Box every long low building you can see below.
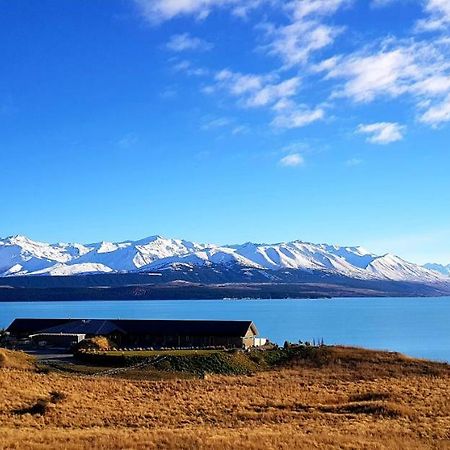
[6,318,266,349]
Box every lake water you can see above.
[1,297,449,362]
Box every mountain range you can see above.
[0,234,448,285]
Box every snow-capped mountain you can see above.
[0,234,447,284]
[423,263,450,277]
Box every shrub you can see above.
[13,390,67,416]
[75,336,115,353]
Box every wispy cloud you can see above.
[166,33,213,52]
[357,122,405,144]
[272,107,325,128]
[231,125,250,135]
[370,0,398,8]
[323,47,417,103]
[210,69,301,108]
[150,0,450,137]
[200,116,249,135]
[419,93,450,125]
[345,157,363,166]
[264,20,344,68]
[416,0,450,32]
[262,0,348,67]
[117,133,139,149]
[202,68,326,128]
[279,153,304,167]
[201,117,232,130]
[171,59,209,76]
[134,0,262,23]
[318,37,450,125]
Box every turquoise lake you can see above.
[1,297,449,362]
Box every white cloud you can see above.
[143,0,450,133]
[166,33,213,51]
[134,0,254,22]
[279,153,304,167]
[272,107,325,128]
[419,93,450,125]
[261,0,348,67]
[136,0,346,23]
[246,77,301,107]
[172,59,209,76]
[232,0,272,18]
[357,122,405,144]
[288,0,349,19]
[204,69,324,128]
[266,20,344,67]
[413,75,450,96]
[325,47,418,102]
[318,38,450,125]
[210,69,301,108]
[417,0,450,31]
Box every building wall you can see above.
[31,334,85,348]
[122,334,247,349]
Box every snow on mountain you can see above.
[0,235,92,276]
[27,263,114,276]
[365,254,445,282]
[72,236,211,272]
[147,247,261,271]
[221,241,372,276]
[423,263,450,277]
[0,234,448,283]
[146,241,446,283]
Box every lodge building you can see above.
[5,318,266,350]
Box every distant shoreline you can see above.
[1,280,449,301]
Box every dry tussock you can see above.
[0,347,449,449]
[0,349,35,370]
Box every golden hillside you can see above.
[0,346,449,449]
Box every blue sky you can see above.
[1,0,450,264]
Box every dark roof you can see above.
[39,319,125,336]
[6,318,76,334]
[112,320,257,337]
[6,318,258,337]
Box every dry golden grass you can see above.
[0,348,34,370]
[0,347,449,449]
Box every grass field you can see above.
[1,346,449,449]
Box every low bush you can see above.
[13,390,67,416]
[75,336,114,352]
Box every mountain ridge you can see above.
[0,234,447,285]
[424,263,450,277]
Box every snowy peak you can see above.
[29,263,114,276]
[366,254,444,282]
[423,263,450,277]
[0,234,448,283]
